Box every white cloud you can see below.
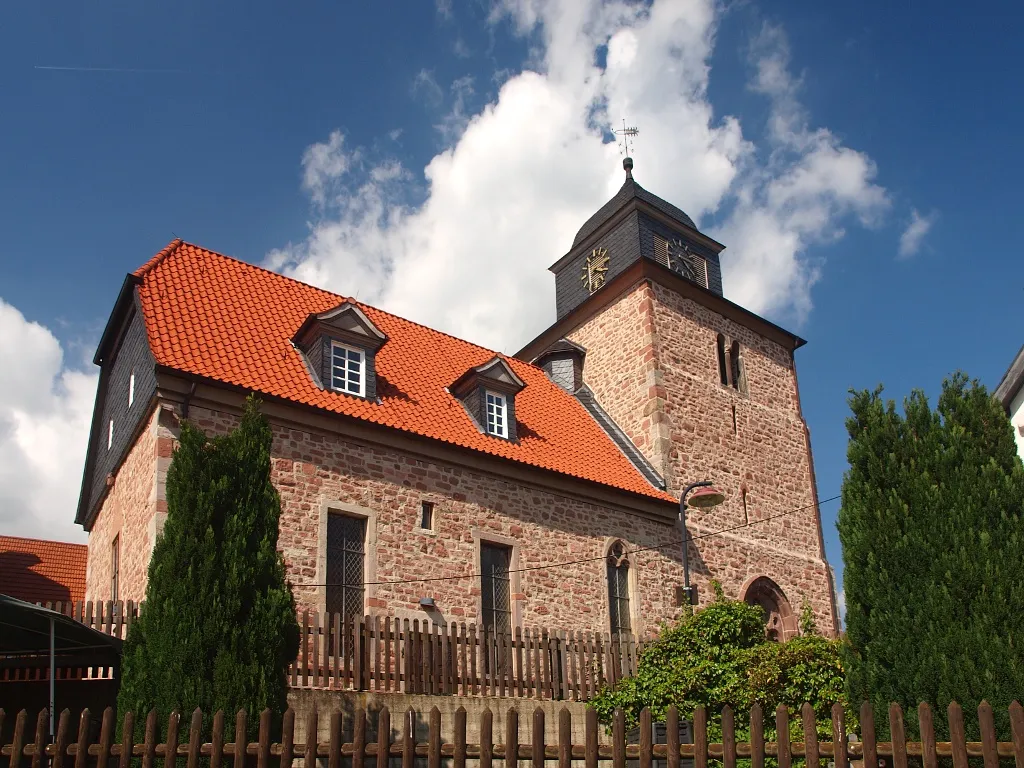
[0,299,95,543]
[837,587,846,626]
[269,0,891,351]
[898,208,937,258]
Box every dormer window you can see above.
[293,300,387,401]
[485,390,508,438]
[330,341,366,396]
[451,356,526,442]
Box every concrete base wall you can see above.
[287,689,611,745]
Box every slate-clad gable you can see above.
[82,294,157,522]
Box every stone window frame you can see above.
[110,534,120,602]
[415,496,441,536]
[740,574,797,641]
[471,529,523,630]
[714,333,748,396]
[317,499,379,618]
[603,537,639,636]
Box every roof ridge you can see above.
[134,238,184,277]
[154,240,550,374]
[0,534,87,549]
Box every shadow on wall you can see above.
[0,551,73,604]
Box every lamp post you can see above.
[679,481,726,605]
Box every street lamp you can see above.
[679,481,726,605]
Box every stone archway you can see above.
[742,576,797,641]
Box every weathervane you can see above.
[612,119,639,178]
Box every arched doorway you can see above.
[743,576,795,641]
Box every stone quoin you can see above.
[77,160,838,640]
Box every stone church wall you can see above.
[566,280,836,633]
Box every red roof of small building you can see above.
[0,536,87,605]
[135,240,674,503]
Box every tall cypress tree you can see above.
[117,396,300,737]
[839,373,1024,739]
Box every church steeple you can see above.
[547,168,726,320]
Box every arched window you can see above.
[716,334,728,386]
[730,340,742,391]
[743,577,793,642]
[607,541,631,635]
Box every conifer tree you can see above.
[117,396,299,738]
[839,373,1024,740]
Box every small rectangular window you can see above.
[128,372,135,408]
[420,500,435,531]
[485,390,508,438]
[107,419,114,449]
[330,341,366,397]
[110,535,120,601]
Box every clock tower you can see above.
[518,157,839,635]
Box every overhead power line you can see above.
[297,493,841,588]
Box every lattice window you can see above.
[326,514,366,620]
[485,390,508,438]
[110,535,120,601]
[330,341,365,397]
[480,543,512,633]
[653,235,670,267]
[607,541,631,634]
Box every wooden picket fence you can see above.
[288,611,641,700]
[4,700,1024,768]
[6,603,640,701]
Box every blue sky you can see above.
[1,0,1021,616]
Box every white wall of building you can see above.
[1010,385,1024,463]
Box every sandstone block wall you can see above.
[567,280,836,633]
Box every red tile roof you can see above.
[135,241,674,503]
[0,536,87,605]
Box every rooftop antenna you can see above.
[613,119,639,179]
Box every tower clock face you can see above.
[668,239,696,281]
[581,248,610,294]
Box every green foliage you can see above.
[590,588,853,747]
[839,373,1024,741]
[117,396,300,740]
[798,599,817,637]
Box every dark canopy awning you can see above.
[0,594,122,668]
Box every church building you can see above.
[76,158,838,640]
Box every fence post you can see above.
[889,704,907,768]
[353,708,366,768]
[211,712,225,768]
[481,708,493,768]
[232,710,245,768]
[694,706,708,768]
[142,710,157,768]
[802,703,820,768]
[639,708,652,768]
[303,706,317,768]
[949,702,968,768]
[329,710,342,768]
[1009,701,1024,768]
[585,707,598,768]
[558,708,571,768]
[281,709,295,768]
[860,702,876,768]
[979,701,999,768]
[53,709,71,768]
[455,707,468,768]
[429,707,442,768]
[401,708,413,768]
[506,708,519,768]
[376,708,390,768]
[11,709,27,768]
[31,709,47,768]
[76,710,93,768]
[189,709,204,768]
[166,711,181,768]
[831,703,847,768]
[723,706,736,768]
[775,705,790,768]
[613,709,625,768]
[533,708,545,768]
[750,704,764,768]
